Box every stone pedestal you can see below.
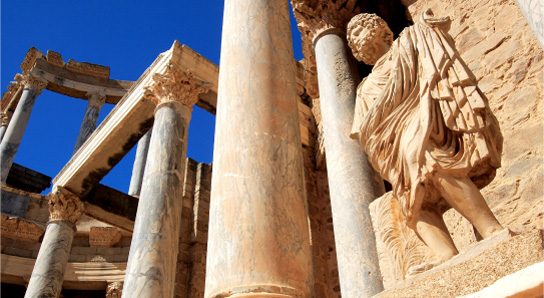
[24,187,84,298]
[204,1,314,297]
[314,30,385,297]
[128,128,152,197]
[0,74,47,183]
[122,68,207,298]
[73,91,106,154]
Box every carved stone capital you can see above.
[16,73,48,94]
[1,112,11,126]
[291,0,361,99]
[144,65,209,109]
[48,186,85,225]
[86,90,107,108]
[106,281,123,298]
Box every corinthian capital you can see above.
[86,90,107,108]
[16,73,48,94]
[48,186,85,225]
[144,65,210,109]
[106,282,123,298]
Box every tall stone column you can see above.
[73,91,106,154]
[24,187,85,298]
[0,74,47,183]
[128,128,152,197]
[204,1,314,297]
[122,68,207,298]
[314,29,385,297]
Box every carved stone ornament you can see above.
[16,73,48,94]
[348,10,504,272]
[144,65,209,108]
[89,226,121,247]
[291,0,361,99]
[106,282,123,298]
[19,47,44,75]
[1,112,10,126]
[86,90,107,108]
[1,214,45,241]
[48,186,85,225]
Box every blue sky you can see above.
[1,1,304,194]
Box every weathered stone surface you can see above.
[89,226,121,247]
[1,215,44,241]
[373,229,543,298]
[205,1,314,297]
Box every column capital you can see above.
[1,112,11,126]
[15,73,48,94]
[86,90,107,108]
[106,281,123,298]
[291,0,360,99]
[144,65,209,109]
[48,186,85,226]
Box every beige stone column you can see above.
[0,74,47,183]
[204,1,314,297]
[73,91,106,154]
[24,187,85,298]
[122,68,207,298]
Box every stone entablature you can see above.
[89,227,122,247]
[0,215,45,241]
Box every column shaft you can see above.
[314,32,385,297]
[128,128,152,197]
[0,86,43,183]
[73,92,105,154]
[24,221,75,297]
[205,1,314,297]
[122,101,190,298]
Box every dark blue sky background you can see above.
[1,1,304,194]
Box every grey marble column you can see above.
[24,187,84,298]
[0,111,13,142]
[73,91,106,154]
[314,30,385,297]
[122,68,206,298]
[204,1,314,297]
[128,128,152,197]
[0,74,47,183]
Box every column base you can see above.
[210,285,305,298]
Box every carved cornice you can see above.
[291,0,361,99]
[1,214,45,241]
[86,91,107,108]
[16,73,48,94]
[20,47,44,75]
[48,186,85,225]
[89,227,121,247]
[106,282,123,298]
[144,65,210,109]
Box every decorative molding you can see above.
[66,59,110,79]
[0,214,45,241]
[20,47,44,75]
[106,281,123,298]
[291,0,361,99]
[48,186,85,225]
[16,73,48,94]
[89,226,121,247]
[144,65,210,108]
[46,50,65,68]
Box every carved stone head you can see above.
[347,13,394,65]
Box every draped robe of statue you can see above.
[350,11,503,227]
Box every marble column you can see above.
[122,68,207,298]
[0,74,47,183]
[313,29,385,297]
[73,91,106,154]
[0,111,13,141]
[128,128,152,197]
[514,0,543,48]
[24,187,85,298]
[204,1,314,297]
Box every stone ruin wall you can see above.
[404,0,543,235]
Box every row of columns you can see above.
[15,2,385,298]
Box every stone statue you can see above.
[347,10,505,268]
